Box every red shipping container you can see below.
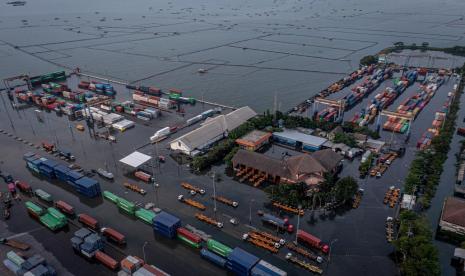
[176,227,201,243]
[134,171,152,183]
[102,227,126,244]
[16,181,32,193]
[78,213,99,230]
[95,251,119,270]
[55,200,75,215]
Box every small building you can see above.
[231,148,343,186]
[272,129,328,152]
[327,126,344,141]
[364,138,385,153]
[170,106,257,156]
[439,197,465,235]
[401,194,416,210]
[235,130,272,151]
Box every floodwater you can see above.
[2,0,465,275]
[1,0,465,112]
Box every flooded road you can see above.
[2,0,465,275]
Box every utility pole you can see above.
[212,172,217,219]
[249,199,254,225]
[142,241,148,263]
[294,204,302,244]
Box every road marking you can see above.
[6,227,45,239]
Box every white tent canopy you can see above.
[119,151,152,168]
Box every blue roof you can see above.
[74,177,98,188]
[227,247,259,270]
[54,164,70,174]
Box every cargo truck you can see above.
[15,181,32,194]
[95,251,119,270]
[78,213,99,230]
[54,200,74,215]
[297,230,329,254]
[134,170,154,183]
[101,227,126,245]
[260,213,294,233]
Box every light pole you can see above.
[212,172,217,218]
[294,204,302,244]
[328,239,338,263]
[249,199,255,225]
[142,241,148,263]
[154,182,160,208]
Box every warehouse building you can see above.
[170,106,257,156]
[439,197,465,235]
[231,148,343,186]
[235,130,272,151]
[272,129,328,152]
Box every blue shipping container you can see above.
[227,247,259,276]
[200,249,227,268]
[251,260,287,276]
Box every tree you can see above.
[332,176,358,203]
[360,55,377,66]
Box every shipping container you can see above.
[226,247,260,276]
[206,239,232,258]
[200,249,227,268]
[177,227,202,243]
[297,230,329,254]
[95,251,119,270]
[135,171,153,183]
[34,189,53,202]
[78,213,99,230]
[103,190,119,203]
[134,264,170,276]
[153,212,181,239]
[135,208,156,225]
[101,227,126,245]
[251,260,287,276]
[54,200,74,215]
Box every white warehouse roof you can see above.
[171,106,257,154]
[119,151,152,168]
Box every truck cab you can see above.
[58,149,75,161]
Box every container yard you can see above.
[1,46,464,276]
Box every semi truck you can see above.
[260,213,293,233]
[297,230,329,254]
[101,227,126,245]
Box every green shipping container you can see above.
[40,214,61,230]
[206,239,232,258]
[25,201,44,215]
[118,204,135,215]
[47,207,67,223]
[103,191,119,203]
[7,251,25,267]
[35,189,53,202]
[117,198,135,211]
[135,209,156,224]
[177,235,201,249]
